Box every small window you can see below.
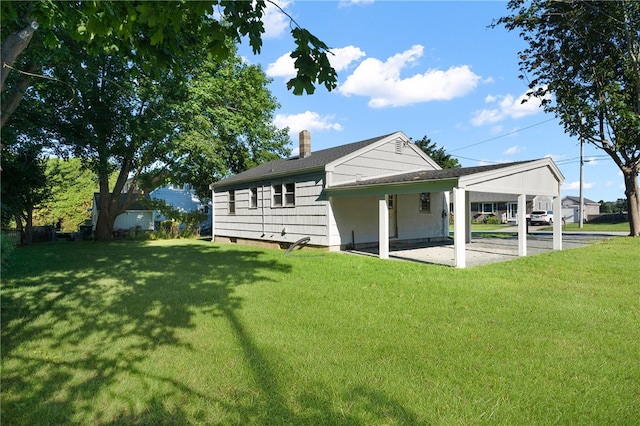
[273,183,295,207]
[482,203,494,214]
[273,184,283,207]
[228,190,235,214]
[284,183,295,206]
[250,187,258,208]
[388,195,394,210]
[420,193,431,212]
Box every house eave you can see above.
[212,165,326,191]
[326,177,459,197]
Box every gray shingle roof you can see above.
[212,133,396,188]
[329,160,535,188]
[563,195,598,205]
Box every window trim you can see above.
[228,190,236,214]
[272,182,295,208]
[249,187,258,209]
[419,192,431,213]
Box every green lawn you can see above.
[2,238,639,425]
[554,222,631,232]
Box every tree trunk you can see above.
[94,210,115,240]
[94,191,116,240]
[20,209,34,245]
[0,19,38,92]
[1,63,37,128]
[623,171,640,237]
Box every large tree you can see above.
[1,0,336,128]
[413,136,461,169]
[0,143,51,244]
[31,40,184,240]
[29,37,289,240]
[495,0,640,236]
[169,55,290,199]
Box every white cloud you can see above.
[262,0,292,39]
[329,46,366,72]
[471,87,550,126]
[338,45,481,107]
[273,111,343,136]
[339,0,374,8]
[266,54,296,79]
[562,181,595,191]
[266,45,366,80]
[503,145,523,155]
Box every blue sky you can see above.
[236,0,625,203]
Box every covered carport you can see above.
[326,158,565,268]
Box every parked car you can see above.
[530,210,553,225]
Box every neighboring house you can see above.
[210,131,565,268]
[468,192,535,224]
[150,184,211,227]
[468,193,554,224]
[561,196,601,223]
[91,193,154,236]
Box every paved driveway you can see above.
[351,232,623,267]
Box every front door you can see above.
[507,202,518,223]
[388,194,398,238]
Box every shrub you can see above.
[1,231,17,267]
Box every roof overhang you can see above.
[325,157,564,198]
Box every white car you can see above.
[530,210,553,225]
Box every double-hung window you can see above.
[228,190,235,214]
[250,187,258,208]
[273,183,295,207]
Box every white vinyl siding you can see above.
[331,139,437,185]
[213,173,329,246]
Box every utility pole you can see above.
[579,133,585,228]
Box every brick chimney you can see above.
[299,130,311,158]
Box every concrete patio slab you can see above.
[349,233,616,267]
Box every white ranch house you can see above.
[210,131,565,268]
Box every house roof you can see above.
[563,195,599,205]
[469,192,536,203]
[93,193,152,211]
[329,160,536,188]
[211,132,396,188]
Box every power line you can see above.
[449,117,556,153]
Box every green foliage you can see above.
[32,158,97,231]
[1,238,638,423]
[412,135,461,169]
[0,231,17,267]
[170,50,290,198]
[1,1,337,109]
[150,199,207,239]
[0,141,51,231]
[495,0,640,235]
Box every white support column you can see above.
[453,187,466,268]
[465,190,472,244]
[379,195,389,259]
[210,186,216,242]
[517,193,527,257]
[553,195,562,250]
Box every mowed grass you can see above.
[1,237,639,425]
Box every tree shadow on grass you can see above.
[1,240,423,425]
[1,241,291,424]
